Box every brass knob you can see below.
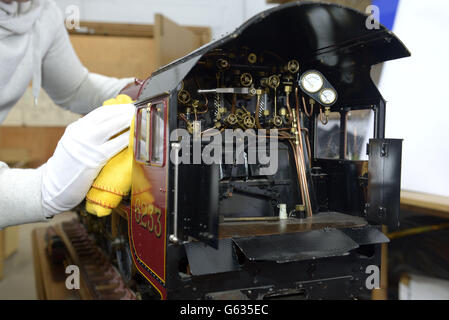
[248,53,257,64]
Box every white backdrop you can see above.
[379,0,449,197]
[54,0,276,40]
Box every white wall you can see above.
[54,0,277,40]
[399,274,449,300]
[378,0,449,197]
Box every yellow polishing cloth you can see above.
[85,94,135,217]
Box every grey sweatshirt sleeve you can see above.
[41,3,133,114]
[0,162,50,229]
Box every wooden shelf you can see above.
[266,0,371,13]
[401,190,449,218]
[32,225,93,300]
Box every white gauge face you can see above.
[319,88,337,105]
[301,72,324,93]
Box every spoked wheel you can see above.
[115,239,134,285]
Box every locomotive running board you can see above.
[232,228,358,264]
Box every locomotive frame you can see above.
[81,1,410,300]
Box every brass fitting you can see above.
[240,73,253,87]
[177,90,191,104]
[273,115,283,127]
[217,59,230,70]
[226,114,238,125]
[256,89,264,95]
[243,115,256,129]
[187,122,193,134]
[268,75,280,89]
[218,107,227,114]
[287,59,300,73]
[248,87,257,97]
[248,53,257,64]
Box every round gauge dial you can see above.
[319,88,337,105]
[300,71,324,93]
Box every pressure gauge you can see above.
[319,88,337,105]
[300,71,324,93]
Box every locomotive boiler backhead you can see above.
[82,1,410,300]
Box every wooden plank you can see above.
[70,35,157,80]
[68,20,211,75]
[0,148,29,165]
[219,212,366,238]
[0,126,65,168]
[266,0,371,13]
[401,190,449,218]
[3,226,19,258]
[54,224,94,300]
[32,227,80,300]
[154,14,205,68]
[32,229,46,300]
[69,22,154,38]
[68,21,211,41]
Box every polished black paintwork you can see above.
[132,1,409,299]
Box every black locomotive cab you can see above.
[85,1,410,300]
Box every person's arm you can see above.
[0,162,48,228]
[0,104,134,229]
[41,5,133,114]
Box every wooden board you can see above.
[69,18,211,80]
[68,21,211,41]
[266,0,372,12]
[70,35,157,80]
[401,190,449,218]
[53,224,94,300]
[0,126,64,168]
[0,148,29,166]
[0,226,20,280]
[154,14,206,68]
[32,227,80,300]
[219,212,366,238]
[2,226,19,258]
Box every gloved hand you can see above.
[41,104,135,216]
[85,94,135,217]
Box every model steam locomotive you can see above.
[78,1,410,299]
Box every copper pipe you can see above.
[285,92,293,125]
[287,139,305,206]
[295,107,313,217]
[302,95,314,118]
[196,106,209,114]
[319,105,328,125]
[178,113,189,123]
[295,87,300,110]
[301,128,312,164]
[231,93,237,114]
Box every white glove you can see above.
[41,104,135,216]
